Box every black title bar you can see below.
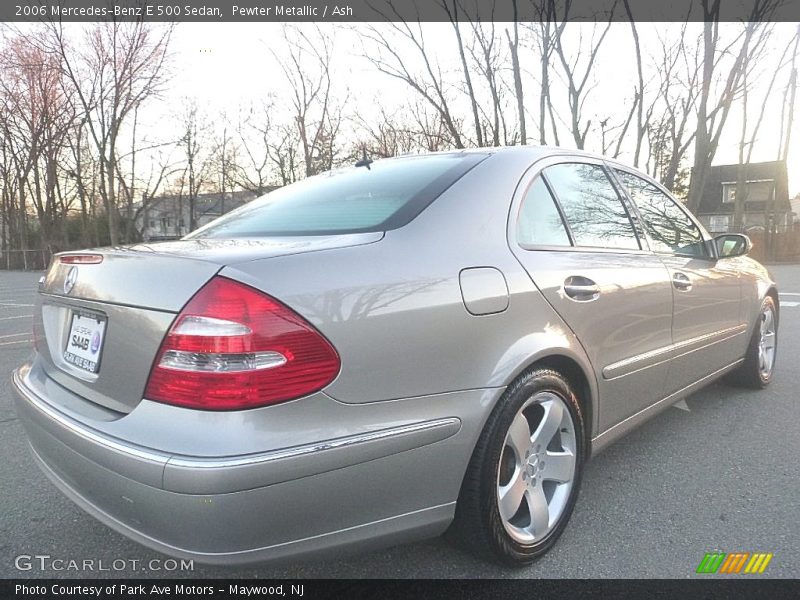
[4,579,800,600]
[4,0,800,23]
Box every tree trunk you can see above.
[686,10,717,213]
[507,4,525,145]
[451,16,483,147]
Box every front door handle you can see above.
[564,276,600,302]
[672,272,692,291]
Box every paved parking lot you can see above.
[1,267,798,579]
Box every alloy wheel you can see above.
[758,303,777,379]
[496,391,577,544]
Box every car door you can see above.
[510,157,675,432]
[611,168,744,395]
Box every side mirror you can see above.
[715,233,752,258]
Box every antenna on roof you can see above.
[355,147,373,170]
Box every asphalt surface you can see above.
[0,267,798,579]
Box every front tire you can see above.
[727,295,778,389]
[451,368,586,565]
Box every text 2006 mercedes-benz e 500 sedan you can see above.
[13,147,778,566]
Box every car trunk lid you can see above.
[35,233,381,414]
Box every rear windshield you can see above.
[186,153,488,238]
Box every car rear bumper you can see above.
[12,361,492,565]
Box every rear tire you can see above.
[726,295,778,389]
[450,368,586,566]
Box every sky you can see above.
[72,21,800,197]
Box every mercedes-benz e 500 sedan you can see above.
[13,147,778,566]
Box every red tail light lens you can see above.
[144,276,340,410]
[59,254,103,264]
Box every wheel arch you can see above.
[746,285,780,341]
[766,286,779,323]
[531,355,595,453]
[500,351,597,454]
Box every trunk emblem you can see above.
[64,266,78,294]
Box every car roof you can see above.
[402,145,665,189]
[392,145,620,163]
[362,146,666,195]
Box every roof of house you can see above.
[697,160,789,215]
[142,190,267,215]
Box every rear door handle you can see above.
[672,272,692,291]
[564,276,600,302]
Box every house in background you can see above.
[695,160,791,234]
[791,193,800,227]
[135,190,269,241]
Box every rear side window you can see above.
[517,177,571,246]
[543,163,640,250]
[614,170,708,257]
[186,153,487,238]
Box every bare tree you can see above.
[733,27,797,229]
[506,0,525,144]
[409,100,458,151]
[0,37,45,252]
[0,32,75,252]
[762,25,800,256]
[267,123,302,186]
[64,115,101,247]
[622,0,646,167]
[598,107,636,159]
[523,1,560,145]
[362,4,467,148]
[44,21,173,244]
[232,100,276,195]
[686,0,778,213]
[649,22,702,192]
[114,107,180,242]
[355,99,456,157]
[355,104,416,157]
[210,119,238,213]
[276,25,345,177]
[551,1,617,149]
[440,0,486,146]
[176,100,214,231]
[468,18,511,146]
[777,27,800,166]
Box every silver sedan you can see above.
[13,146,778,566]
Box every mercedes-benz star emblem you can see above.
[64,266,78,294]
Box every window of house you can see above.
[542,163,640,250]
[722,184,736,204]
[708,215,730,233]
[722,180,774,204]
[516,177,571,247]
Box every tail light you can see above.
[59,254,103,264]
[144,276,340,410]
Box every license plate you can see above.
[63,311,107,374]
